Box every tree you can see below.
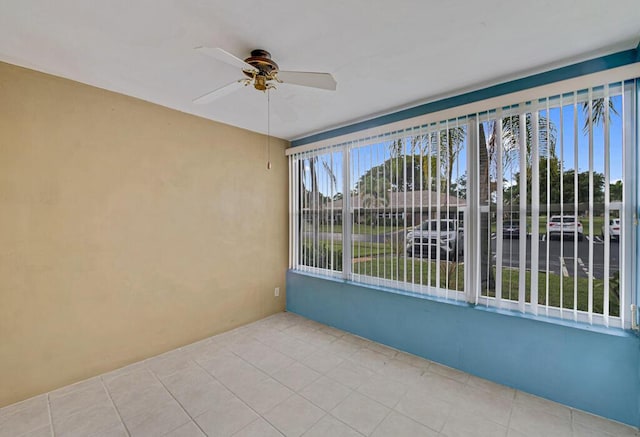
[300,154,340,268]
[582,98,618,134]
[505,167,604,207]
[450,174,467,199]
[439,127,467,195]
[561,170,605,204]
[478,113,557,290]
[610,180,622,201]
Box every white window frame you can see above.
[288,65,640,330]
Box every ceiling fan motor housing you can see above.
[243,50,279,89]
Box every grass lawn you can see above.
[350,257,620,316]
[328,241,396,258]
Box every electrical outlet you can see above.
[274,287,280,297]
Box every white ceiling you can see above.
[0,1,639,141]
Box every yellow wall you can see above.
[0,62,288,407]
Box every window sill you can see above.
[288,269,636,339]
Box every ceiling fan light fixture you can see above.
[254,75,268,91]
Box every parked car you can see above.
[406,219,463,260]
[601,218,620,240]
[547,215,584,240]
[502,220,521,239]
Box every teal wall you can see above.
[287,271,640,427]
[288,46,640,427]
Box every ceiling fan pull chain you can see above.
[267,88,272,170]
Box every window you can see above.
[289,79,636,329]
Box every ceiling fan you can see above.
[193,48,337,104]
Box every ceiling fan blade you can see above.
[193,80,245,104]
[277,71,337,91]
[195,47,258,73]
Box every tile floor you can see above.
[1,312,638,437]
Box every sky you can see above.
[303,89,626,197]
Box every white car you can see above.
[406,219,463,260]
[601,218,620,240]
[547,215,584,241]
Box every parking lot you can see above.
[495,236,620,280]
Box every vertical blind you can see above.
[289,80,636,329]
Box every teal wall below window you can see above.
[286,271,640,427]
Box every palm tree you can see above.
[479,113,557,290]
[477,97,613,292]
[301,155,339,268]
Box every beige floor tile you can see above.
[349,348,390,372]
[251,328,290,346]
[197,350,253,377]
[194,396,258,437]
[53,403,122,437]
[186,340,229,363]
[509,404,572,437]
[207,360,269,393]
[271,336,319,362]
[572,410,638,437]
[365,342,398,358]
[458,384,513,426]
[572,422,619,437]
[357,374,408,408]
[318,325,347,338]
[103,368,158,397]
[395,387,453,432]
[163,368,237,417]
[303,415,363,437]
[283,324,319,340]
[507,429,529,437]
[441,408,508,437]
[101,361,150,386]
[299,376,352,411]
[297,329,339,348]
[244,347,295,376]
[147,349,195,379]
[232,417,284,437]
[229,339,273,360]
[110,384,174,420]
[49,380,110,419]
[394,351,432,369]
[163,421,206,437]
[91,424,129,437]
[300,349,345,374]
[272,361,322,392]
[161,364,214,389]
[326,360,375,390]
[514,391,571,421]
[233,377,293,414]
[371,411,439,437]
[322,338,364,359]
[2,314,634,437]
[414,372,468,405]
[0,395,50,437]
[428,363,470,383]
[49,378,102,400]
[466,375,516,401]
[264,394,324,437]
[378,358,425,384]
[341,334,372,348]
[123,399,190,437]
[331,392,390,436]
[16,425,54,437]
